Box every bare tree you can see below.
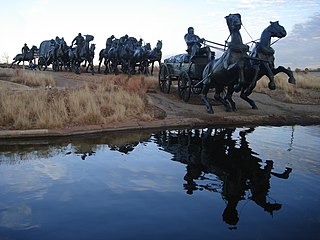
[1,52,10,65]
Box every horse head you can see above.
[225,13,242,33]
[144,43,151,51]
[30,45,38,52]
[85,35,94,42]
[268,21,287,38]
[156,40,162,51]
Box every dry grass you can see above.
[0,68,56,87]
[0,73,157,130]
[254,72,320,103]
[255,72,320,92]
[0,68,14,77]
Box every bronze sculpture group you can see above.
[11,32,162,76]
[98,35,162,75]
[10,12,296,114]
[160,13,295,114]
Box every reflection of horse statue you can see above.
[154,127,292,228]
[10,45,38,68]
[200,13,249,114]
[148,40,162,75]
[229,21,296,110]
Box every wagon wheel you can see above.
[38,57,46,71]
[158,64,171,93]
[178,70,191,102]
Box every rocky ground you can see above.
[0,69,319,138]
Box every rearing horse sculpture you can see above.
[228,21,296,110]
[200,13,249,114]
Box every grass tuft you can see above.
[0,71,157,130]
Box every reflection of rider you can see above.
[177,128,292,228]
[72,33,85,57]
[250,160,291,214]
[184,27,212,62]
[21,43,30,59]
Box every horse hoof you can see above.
[268,82,276,90]
[207,109,214,114]
[252,105,258,109]
[289,77,296,84]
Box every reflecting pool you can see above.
[0,125,319,240]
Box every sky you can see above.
[0,0,319,69]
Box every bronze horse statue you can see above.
[148,40,162,75]
[54,40,70,71]
[200,13,249,114]
[132,42,151,75]
[118,37,137,75]
[69,35,95,74]
[228,21,296,110]
[10,45,38,68]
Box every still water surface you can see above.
[0,125,319,240]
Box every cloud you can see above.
[274,14,320,69]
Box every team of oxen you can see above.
[10,34,163,76]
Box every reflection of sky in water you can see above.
[0,126,319,239]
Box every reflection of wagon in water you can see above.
[158,54,209,102]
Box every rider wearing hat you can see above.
[72,33,85,58]
[21,43,30,59]
[106,35,115,49]
[184,27,212,62]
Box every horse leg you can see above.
[273,66,296,84]
[225,86,237,112]
[240,89,258,109]
[214,88,232,112]
[244,65,260,96]
[98,59,102,73]
[144,60,150,76]
[150,61,154,76]
[104,59,110,74]
[234,64,246,92]
[10,60,17,68]
[264,62,276,90]
[200,84,214,114]
[90,60,94,75]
